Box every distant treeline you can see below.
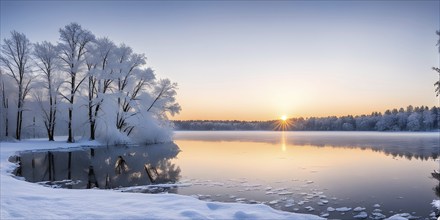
[173,105,440,131]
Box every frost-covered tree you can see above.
[33,41,61,141]
[117,67,154,135]
[0,31,33,140]
[422,109,434,130]
[58,23,95,142]
[113,45,149,135]
[0,23,181,143]
[85,37,116,140]
[407,112,421,131]
[147,78,181,119]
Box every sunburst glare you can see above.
[273,115,291,131]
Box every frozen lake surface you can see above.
[12,131,440,219]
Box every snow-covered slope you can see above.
[0,138,323,219]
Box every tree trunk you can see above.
[67,74,75,143]
[67,108,73,143]
[5,98,8,137]
[90,121,95,140]
[88,76,94,140]
[15,109,20,140]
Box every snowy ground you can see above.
[0,137,433,219]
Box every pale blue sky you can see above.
[1,1,439,120]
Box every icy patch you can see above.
[327,207,335,212]
[277,191,294,196]
[354,211,368,219]
[385,215,408,220]
[393,213,419,219]
[284,203,294,208]
[268,200,279,205]
[336,207,352,212]
[371,212,386,219]
[305,206,315,212]
[320,213,329,217]
[354,207,366,212]
[373,204,381,208]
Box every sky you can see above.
[1,1,439,121]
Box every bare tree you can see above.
[0,31,33,140]
[58,23,95,142]
[34,41,60,141]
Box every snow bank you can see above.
[0,138,323,219]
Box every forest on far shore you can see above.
[173,105,440,131]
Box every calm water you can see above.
[12,131,440,219]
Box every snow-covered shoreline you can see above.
[0,137,324,219]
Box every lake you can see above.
[11,131,440,219]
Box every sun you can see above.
[273,115,291,131]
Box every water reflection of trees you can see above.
[11,143,181,190]
[432,170,440,198]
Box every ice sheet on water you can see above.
[373,204,381,208]
[336,207,352,212]
[284,203,294,208]
[327,207,335,212]
[235,198,246,202]
[320,199,328,204]
[320,213,329,217]
[268,200,279,205]
[354,207,366,212]
[353,211,368,219]
[371,212,386,219]
[305,206,314,212]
